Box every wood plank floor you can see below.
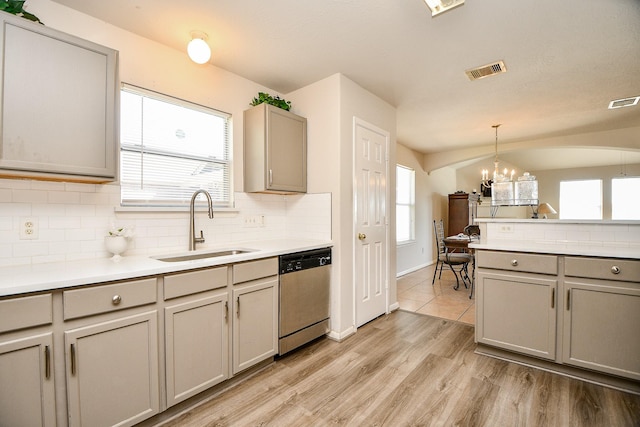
[157,311,640,427]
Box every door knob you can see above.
[358,233,366,240]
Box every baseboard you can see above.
[397,261,435,277]
[327,325,356,342]
[475,344,640,395]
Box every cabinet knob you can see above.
[611,266,621,275]
[112,295,122,305]
[511,259,518,267]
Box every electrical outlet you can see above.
[500,225,513,232]
[243,215,265,227]
[20,217,38,240]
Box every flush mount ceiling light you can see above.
[187,31,211,64]
[423,0,464,17]
[608,96,640,109]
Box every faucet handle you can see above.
[195,230,205,244]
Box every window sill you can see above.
[115,206,240,214]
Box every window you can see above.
[120,84,231,207]
[396,165,415,243]
[612,177,640,220]
[559,179,602,220]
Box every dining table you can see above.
[443,234,479,299]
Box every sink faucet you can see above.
[189,189,214,251]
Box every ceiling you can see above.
[50,0,640,170]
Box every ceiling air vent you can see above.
[465,60,507,81]
[608,96,640,109]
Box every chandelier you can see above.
[480,124,514,195]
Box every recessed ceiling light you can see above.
[423,0,464,17]
[608,96,640,109]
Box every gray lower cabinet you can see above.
[244,103,307,193]
[1,257,283,426]
[476,269,557,360]
[476,250,640,382]
[0,332,55,427]
[163,267,230,407]
[0,11,118,182]
[0,294,55,427]
[63,278,160,427]
[232,258,279,374]
[64,311,160,427]
[562,257,640,381]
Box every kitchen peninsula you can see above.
[471,218,640,393]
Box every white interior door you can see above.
[354,118,389,327]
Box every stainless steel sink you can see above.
[152,249,254,262]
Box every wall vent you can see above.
[608,96,640,109]
[465,60,507,81]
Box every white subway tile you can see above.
[13,242,49,257]
[12,189,48,204]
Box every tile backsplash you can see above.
[480,220,640,254]
[0,179,331,267]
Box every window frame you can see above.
[119,83,232,208]
[559,179,603,220]
[396,164,416,245]
[611,176,640,220]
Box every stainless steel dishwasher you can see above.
[278,248,331,355]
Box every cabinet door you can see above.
[476,269,557,360]
[0,13,117,181]
[266,105,307,192]
[563,280,640,380]
[0,333,55,427]
[65,311,159,427]
[165,293,229,407]
[232,277,278,374]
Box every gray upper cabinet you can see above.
[0,12,118,182]
[244,103,307,193]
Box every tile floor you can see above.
[397,263,475,326]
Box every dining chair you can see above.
[463,224,480,298]
[432,219,473,289]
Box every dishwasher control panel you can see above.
[279,248,332,275]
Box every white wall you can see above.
[287,74,397,338]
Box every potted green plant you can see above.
[250,92,292,111]
[1,0,42,24]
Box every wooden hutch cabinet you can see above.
[448,192,469,236]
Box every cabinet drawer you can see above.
[63,278,157,320]
[476,250,557,275]
[565,257,640,283]
[0,293,52,333]
[164,266,228,300]
[233,257,278,284]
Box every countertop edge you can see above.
[0,239,333,297]
[469,242,640,259]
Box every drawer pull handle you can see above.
[237,296,240,316]
[45,345,51,380]
[112,295,122,305]
[511,259,518,267]
[611,266,621,275]
[551,288,555,309]
[225,301,229,321]
[70,343,76,375]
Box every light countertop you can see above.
[0,239,333,297]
